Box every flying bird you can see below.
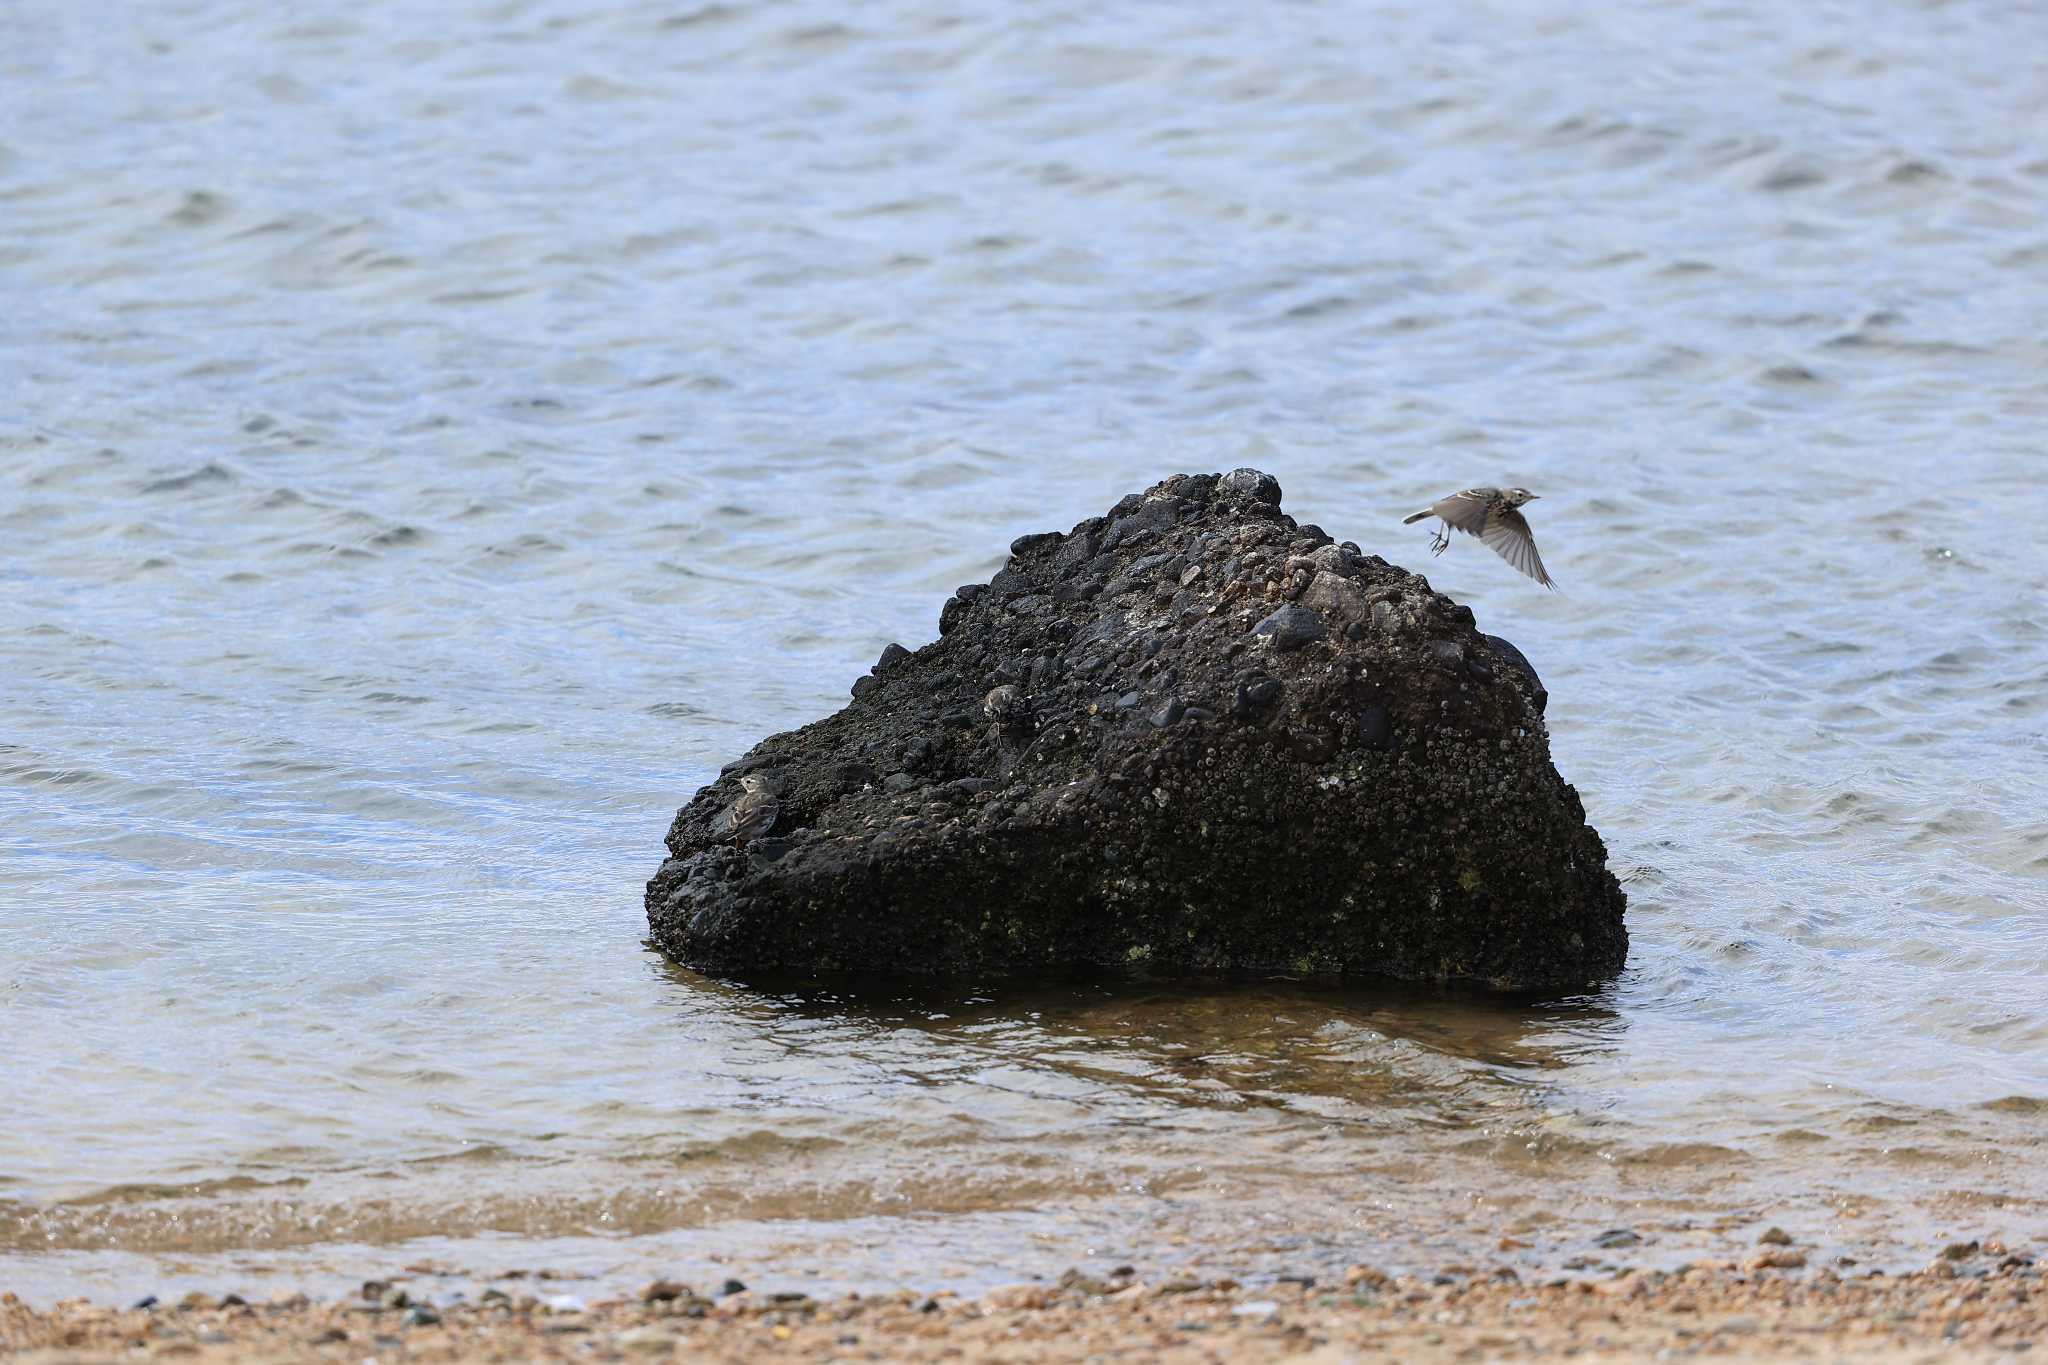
[1402,486,1554,589]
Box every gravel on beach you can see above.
[4,1254,2040,1363]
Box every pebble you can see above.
[402,1304,441,1327]
[1595,1229,1642,1249]
[719,1278,748,1297]
[640,1279,688,1302]
[1220,468,1282,504]
[1233,1300,1280,1318]
[1758,1227,1793,1246]
[1251,604,1325,652]
[616,1325,676,1354]
[1746,1248,1808,1271]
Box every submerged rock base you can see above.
[647,470,1625,990]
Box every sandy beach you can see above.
[6,1248,2041,1364]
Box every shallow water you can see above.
[4,0,2047,1304]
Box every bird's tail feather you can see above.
[1401,509,1431,524]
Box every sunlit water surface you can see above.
[3,0,2046,1305]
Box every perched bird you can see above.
[725,772,780,845]
[1402,486,1554,589]
[982,683,1030,746]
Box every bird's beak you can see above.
[1526,494,1540,500]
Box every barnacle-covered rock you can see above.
[646,470,1625,990]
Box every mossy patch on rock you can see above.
[646,469,1626,990]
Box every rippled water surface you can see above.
[4,0,2047,1303]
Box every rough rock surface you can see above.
[646,470,1626,990]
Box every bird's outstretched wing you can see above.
[1481,509,1554,589]
[1432,489,1496,536]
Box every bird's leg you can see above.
[1428,524,1450,556]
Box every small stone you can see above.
[1941,1240,1980,1261]
[851,674,878,699]
[875,643,911,672]
[480,1288,512,1305]
[1758,1227,1793,1246]
[1594,1229,1641,1249]
[719,1278,747,1297]
[617,1325,676,1354]
[1745,1248,1807,1271]
[640,1279,688,1303]
[402,1304,441,1327]
[176,1291,214,1311]
[217,1294,246,1308]
[1220,468,1282,504]
[883,772,919,793]
[1250,603,1325,652]
[1115,691,1141,710]
[1231,676,1283,719]
[1010,531,1064,558]
[1232,1300,1280,1318]
[1148,699,1186,729]
[379,1287,411,1310]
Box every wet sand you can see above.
[6,1249,2040,1363]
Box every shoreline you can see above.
[5,1251,2040,1363]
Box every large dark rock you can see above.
[646,470,1626,990]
